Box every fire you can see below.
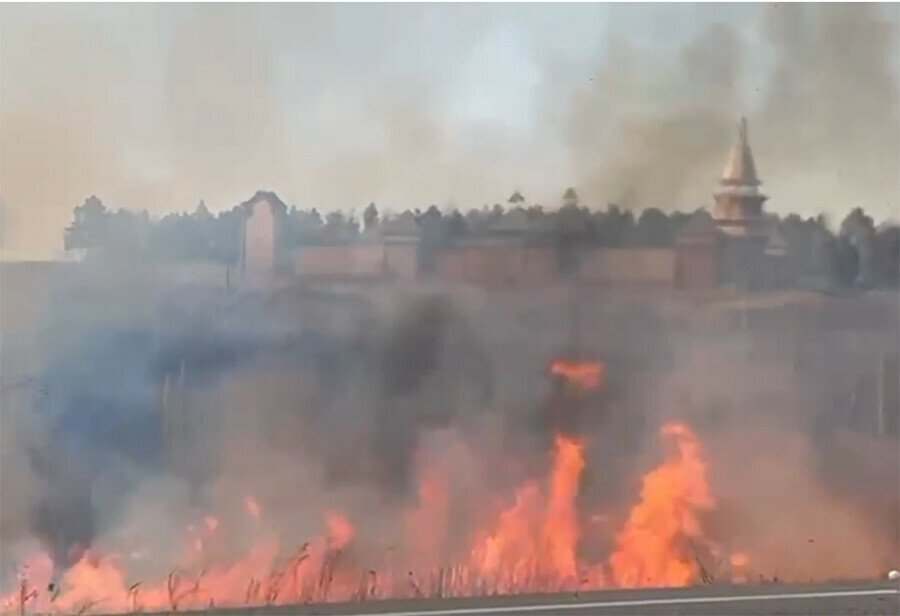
[609,423,717,588]
[406,467,450,568]
[1,422,746,614]
[326,513,354,550]
[549,359,605,390]
[471,482,543,583]
[469,434,587,591]
[543,435,584,581]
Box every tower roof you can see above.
[721,118,761,187]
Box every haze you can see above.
[1,3,898,260]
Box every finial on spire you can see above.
[720,116,760,187]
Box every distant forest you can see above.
[63,190,899,287]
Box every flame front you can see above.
[543,435,584,582]
[2,422,743,614]
[610,423,716,588]
[467,434,587,592]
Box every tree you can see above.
[526,205,545,221]
[840,207,874,236]
[308,208,323,228]
[464,208,490,234]
[208,206,244,264]
[633,208,672,247]
[418,205,444,274]
[325,210,345,228]
[147,212,208,262]
[65,196,110,252]
[874,224,900,286]
[554,203,593,275]
[105,209,144,260]
[839,207,877,285]
[775,213,833,282]
[322,210,357,244]
[442,210,468,242]
[831,235,859,286]
[194,200,212,220]
[669,210,692,234]
[363,202,379,231]
[191,200,215,256]
[594,205,635,248]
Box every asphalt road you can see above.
[99,581,899,616]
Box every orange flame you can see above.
[470,434,587,591]
[609,423,716,588]
[406,467,450,568]
[549,360,605,390]
[471,482,543,588]
[326,512,354,550]
[543,435,584,581]
[1,422,746,613]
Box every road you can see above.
[98,581,899,616]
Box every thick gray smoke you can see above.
[0,269,507,583]
[1,4,898,259]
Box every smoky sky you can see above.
[1,3,898,259]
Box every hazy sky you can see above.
[1,3,898,259]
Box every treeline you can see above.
[63,190,899,287]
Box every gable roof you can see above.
[240,190,288,215]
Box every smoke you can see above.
[0,4,554,260]
[567,22,741,210]
[0,275,508,585]
[1,259,899,598]
[2,5,898,260]
[706,420,898,581]
[0,387,48,573]
[656,318,900,582]
[570,4,900,219]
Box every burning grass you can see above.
[1,422,745,615]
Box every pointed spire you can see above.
[721,117,761,187]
